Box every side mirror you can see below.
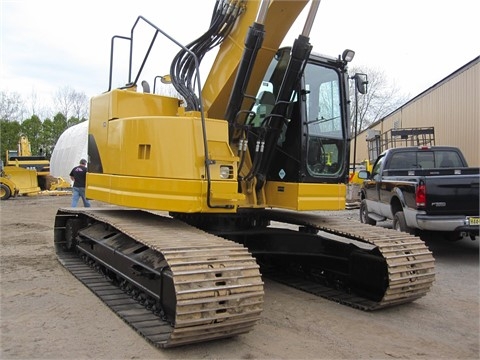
[358,170,369,179]
[355,73,368,94]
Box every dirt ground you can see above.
[1,195,478,360]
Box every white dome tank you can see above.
[50,121,88,182]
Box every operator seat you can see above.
[251,91,275,127]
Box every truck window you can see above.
[389,153,411,169]
[372,155,384,181]
[436,151,464,168]
[417,152,435,168]
[417,150,464,168]
[389,152,421,169]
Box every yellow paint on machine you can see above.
[87,174,240,213]
[265,181,347,211]
[87,89,242,213]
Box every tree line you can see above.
[0,87,88,163]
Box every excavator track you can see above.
[54,207,435,347]
[261,209,436,310]
[54,208,264,348]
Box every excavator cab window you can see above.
[304,62,345,177]
[250,85,276,127]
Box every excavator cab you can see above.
[262,49,349,183]
[237,47,351,210]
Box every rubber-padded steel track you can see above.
[262,209,436,310]
[55,208,264,348]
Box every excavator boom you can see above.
[203,0,309,118]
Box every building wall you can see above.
[352,56,479,167]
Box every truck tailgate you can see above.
[425,173,479,215]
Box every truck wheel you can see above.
[0,184,11,200]
[360,200,376,226]
[393,211,415,235]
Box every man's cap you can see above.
[80,159,87,165]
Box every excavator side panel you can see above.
[87,90,242,212]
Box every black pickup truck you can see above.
[358,146,479,240]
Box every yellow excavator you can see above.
[54,0,435,348]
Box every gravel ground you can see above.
[1,195,478,359]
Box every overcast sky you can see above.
[1,0,479,113]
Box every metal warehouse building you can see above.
[352,55,479,167]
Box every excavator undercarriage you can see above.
[54,207,435,347]
[54,208,264,348]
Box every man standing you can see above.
[69,159,91,207]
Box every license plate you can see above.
[468,217,480,226]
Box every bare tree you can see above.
[25,89,52,120]
[71,91,89,121]
[54,86,74,119]
[53,86,89,121]
[349,66,410,134]
[0,91,26,122]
